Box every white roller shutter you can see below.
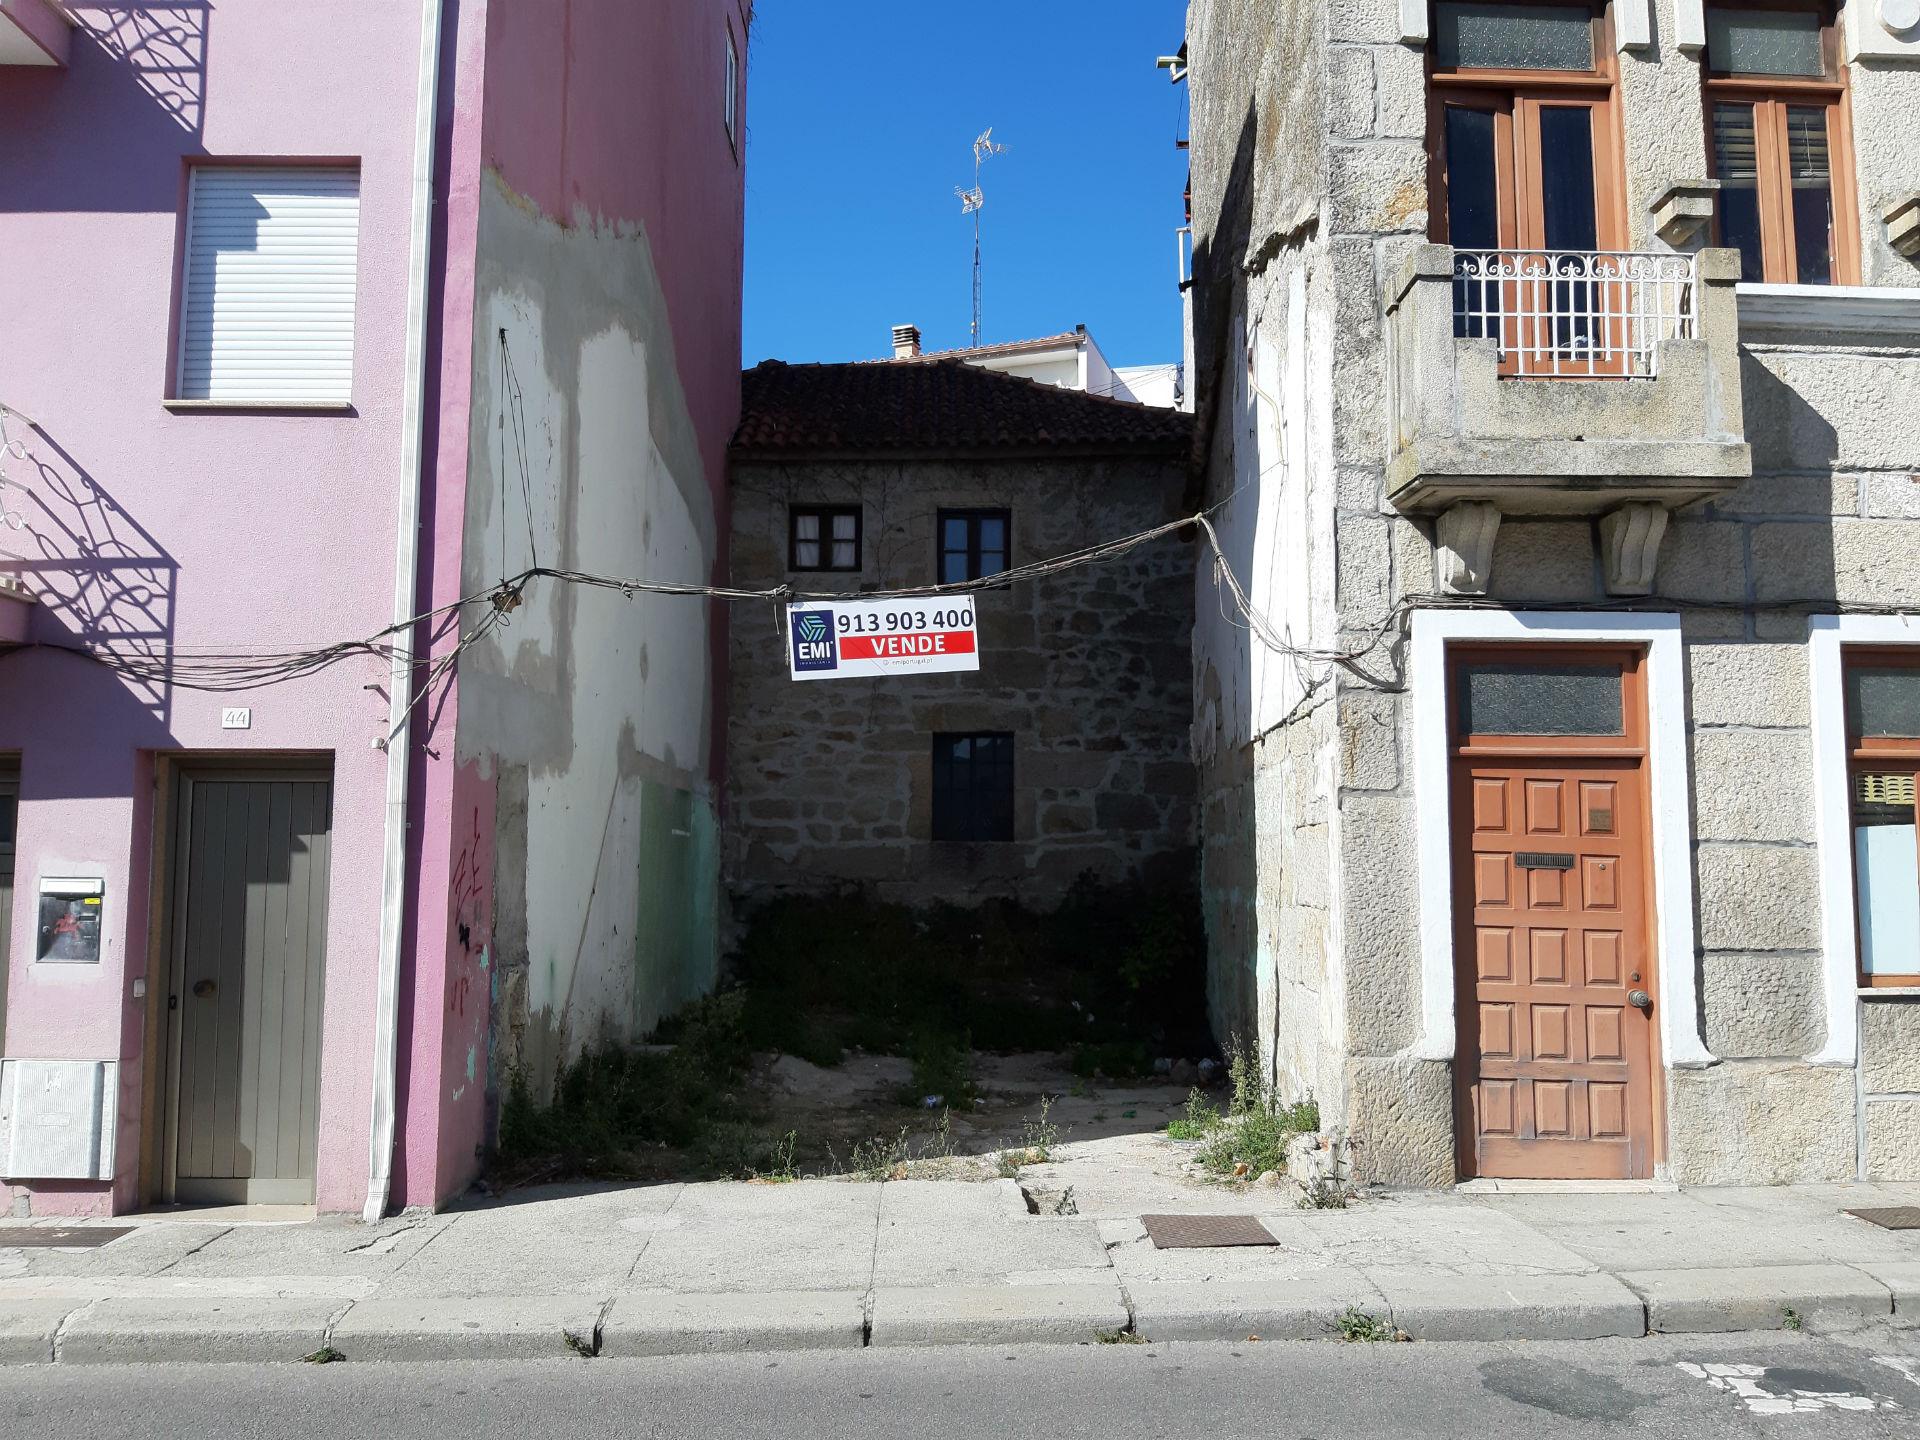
[176,166,361,404]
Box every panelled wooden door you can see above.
[164,773,332,1204]
[1453,759,1654,1179]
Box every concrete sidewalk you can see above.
[4,1174,1919,1363]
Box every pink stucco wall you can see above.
[478,0,749,783]
[0,3,429,1214]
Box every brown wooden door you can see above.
[1453,758,1655,1179]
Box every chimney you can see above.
[890,323,922,359]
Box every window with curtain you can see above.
[788,505,860,572]
[1703,5,1854,286]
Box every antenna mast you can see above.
[955,127,1006,347]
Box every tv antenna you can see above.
[955,127,1007,347]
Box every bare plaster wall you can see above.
[455,173,722,1106]
[726,456,1194,911]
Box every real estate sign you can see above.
[786,597,980,681]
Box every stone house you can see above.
[726,357,1196,910]
[1184,0,1920,1184]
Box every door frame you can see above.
[1408,612,1709,1176]
[156,757,334,1206]
[1445,645,1659,1179]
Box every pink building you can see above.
[0,0,748,1217]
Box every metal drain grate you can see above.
[1846,1207,1920,1231]
[0,1226,134,1249]
[1141,1213,1278,1249]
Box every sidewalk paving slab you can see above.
[1620,1263,1894,1333]
[869,1282,1127,1347]
[1369,1269,1647,1341]
[328,1295,604,1362]
[1845,1260,1920,1325]
[1127,1273,1385,1343]
[0,1299,82,1364]
[628,1181,880,1294]
[600,1290,866,1356]
[56,1297,343,1365]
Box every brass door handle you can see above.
[191,979,217,999]
[1628,989,1651,1010]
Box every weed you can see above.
[1051,1184,1078,1216]
[1298,1175,1350,1209]
[1166,1087,1223,1141]
[752,1130,799,1183]
[849,1128,913,1182]
[562,1329,595,1358]
[1782,1307,1803,1332]
[1023,1096,1061,1161]
[1335,1307,1395,1344]
[905,1028,975,1107]
[1095,1328,1146,1345]
[996,1151,1026,1179]
[302,1346,345,1365]
[728,880,1211,1066]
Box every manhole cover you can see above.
[0,1226,133,1249]
[1141,1213,1277,1249]
[1846,1206,1920,1230]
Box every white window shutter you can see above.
[177,166,361,404]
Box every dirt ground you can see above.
[753,1049,1227,1196]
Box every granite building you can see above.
[1185,0,1920,1184]
[726,357,1196,909]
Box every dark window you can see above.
[932,733,1014,842]
[1703,4,1852,286]
[789,505,860,572]
[938,509,1011,584]
[1458,662,1624,737]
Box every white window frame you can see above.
[1409,609,1713,1070]
[1808,614,1920,1066]
[724,24,739,151]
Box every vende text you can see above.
[839,631,979,661]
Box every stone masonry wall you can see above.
[1190,0,1920,1184]
[725,456,1195,911]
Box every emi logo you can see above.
[791,610,838,672]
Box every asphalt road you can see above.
[6,1333,1920,1438]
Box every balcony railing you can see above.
[1451,249,1697,379]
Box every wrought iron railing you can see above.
[1451,250,1697,379]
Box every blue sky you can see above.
[742,2,1189,369]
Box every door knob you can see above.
[1628,989,1651,1010]
[191,978,217,999]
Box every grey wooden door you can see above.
[165,772,331,1204]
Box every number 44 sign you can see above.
[787,598,980,681]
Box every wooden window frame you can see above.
[1842,646,1920,988]
[1700,1,1860,286]
[1426,4,1631,378]
[1449,643,1649,759]
[936,507,1012,585]
[787,504,861,573]
[931,731,1015,844]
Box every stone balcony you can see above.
[1384,244,1752,595]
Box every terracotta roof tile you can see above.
[731,358,1193,458]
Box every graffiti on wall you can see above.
[447,777,496,1107]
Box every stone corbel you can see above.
[1651,181,1720,247]
[1674,0,1707,54]
[1599,503,1671,598]
[1615,0,1653,51]
[1399,0,1427,45]
[1436,501,1502,596]
[1887,196,1920,260]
